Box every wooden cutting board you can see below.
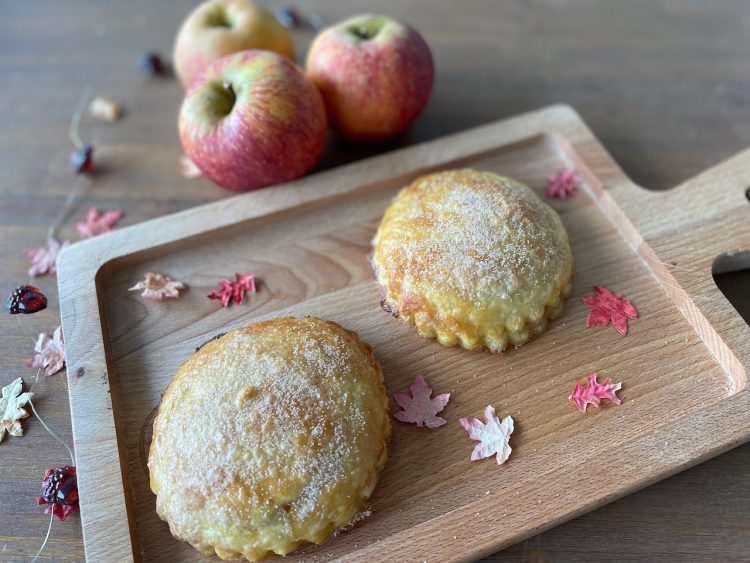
[57,105,750,562]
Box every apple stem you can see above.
[222,81,236,105]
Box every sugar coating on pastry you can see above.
[371,169,573,352]
[148,317,391,561]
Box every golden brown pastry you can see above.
[371,169,573,352]
[148,317,391,561]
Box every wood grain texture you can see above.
[56,106,750,562]
[1,0,749,561]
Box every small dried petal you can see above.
[569,373,622,413]
[179,154,202,178]
[6,285,47,314]
[0,377,33,442]
[393,375,450,428]
[70,145,94,174]
[129,272,185,301]
[89,96,122,122]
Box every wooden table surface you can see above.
[1,0,749,561]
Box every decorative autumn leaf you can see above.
[569,373,622,413]
[208,273,256,308]
[129,272,185,301]
[581,285,638,335]
[393,375,450,428]
[179,154,202,178]
[0,377,33,442]
[38,466,79,521]
[23,237,70,277]
[75,206,122,239]
[24,326,66,377]
[545,168,581,199]
[459,405,514,465]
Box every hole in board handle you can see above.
[712,249,750,326]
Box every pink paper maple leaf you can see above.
[75,206,122,239]
[129,272,185,301]
[23,326,66,377]
[459,405,514,465]
[581,285,638,335]
[23,237,70,277]
[545,168,581,199]
[393,375,450,428]
[208,273,256,308]
[569,373,622,413]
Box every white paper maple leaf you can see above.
[23,326,66,377]
[23,237,70,277]
[393,375,450,428]
[1,377,33,442]
[459,405,514,465]
[129,272,185,301]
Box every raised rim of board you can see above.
[57,104,750,562]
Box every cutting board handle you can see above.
[625,147,750,389]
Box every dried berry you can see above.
[69,145,94,174]
[37,466,79,521]
[6,285,47,314]
[276,6,302,28]
[139,52,167,76]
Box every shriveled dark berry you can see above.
[276,6,302,28]
[70,145,94,174]
[38,466,79,521]
[139,52,167,75]
[6,284,47,314]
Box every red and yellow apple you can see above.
[174,0,295,88]
[178,50,327,192]
[306,14,434,142]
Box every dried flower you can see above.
[129,272,185,301]
[89,96,122,122]
[75,206,122,238]
[546,168,581,199]
[24,326,66,377]
[23,237,70,277]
